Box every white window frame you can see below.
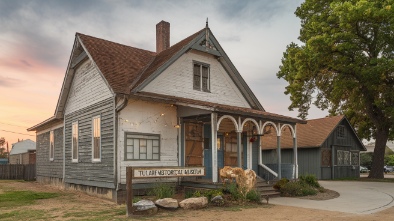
[72,122,79,163]
[49,130,54,161]
[124,133,160,161]
[193,61,210,92]
[92,115,101,162]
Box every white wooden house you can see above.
[28,21,305,203]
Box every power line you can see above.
[0,129,35,136]
[0,122,28,128]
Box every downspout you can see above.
[114,95,128,194]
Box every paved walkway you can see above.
[269,181,394,214]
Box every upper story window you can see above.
[92,116,101,162]
[193,62,210,92]
[337,125,345,138]
[49,130,54,161]
[72,122,79,163]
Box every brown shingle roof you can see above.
[261,115,344,149]
[77,29,204,94]
[77,33,156,94]
[132,29,204,89]
[136,92,306,124]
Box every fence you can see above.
[0,164,36,181]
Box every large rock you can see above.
[155,198,179,210]
[211,195,224,206]
[179,197,208,209]
[132,200,158,215]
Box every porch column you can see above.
[277,135,282,179]
[237,117,242,168]
[237,132,242,168]
[293,137,298,179]
[211,113,218,183]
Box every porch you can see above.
[177,105,303,183]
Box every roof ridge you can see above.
[306,115,343,122]
[76,32,156,55]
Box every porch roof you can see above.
[134,92,306,124]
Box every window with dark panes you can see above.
[49,130,54,161]
[337,125,345,138]
[125,133,160,160]
[193,62,210,92]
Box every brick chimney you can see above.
[156,20,170,53]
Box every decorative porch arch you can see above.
[260,121,279,135]
[216,115,239,132]
[279,124,296,138]
[240,118,260,134]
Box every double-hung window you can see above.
[92,116,101,162]
[72,122,78,162]
[49,130,54,161]
[125,133,160,160]
[193,62,210,92]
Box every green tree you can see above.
[277,0,394,178]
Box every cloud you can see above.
[0,76,22,88]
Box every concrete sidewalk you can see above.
[269,181,394,214]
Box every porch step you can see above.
[255,176,280,199]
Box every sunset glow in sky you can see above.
[0,0,328,148]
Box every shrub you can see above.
[273,178,289,190]
[280,181,317,197]
[149,183,174,199]
[299,174,320,188]
[245,189,261,203]
[203,189,223,201]
[223,182,242,200]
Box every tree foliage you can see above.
[277,0,394,178]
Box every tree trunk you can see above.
[368,127,389,179]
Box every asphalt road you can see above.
[269,180,394,214]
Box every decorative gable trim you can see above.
[54,35,114,119]
[132,31,206,92]
[134,28,264,111]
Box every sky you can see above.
[0,0,329,147]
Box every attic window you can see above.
[193,62,210,92]
[337,125,345,138]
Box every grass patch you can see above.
[0,191,60,208]
[0,209,50,220]
[62,207,126,220]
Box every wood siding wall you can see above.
[142,50,251,108]
[117,99,178,184]
[64,59,112,115]
[322,120,362,179]
[64,97,115,188]
[261,119,363,180]
[36,127,64,179]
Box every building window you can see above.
[49,130,54,161]
[72,122,78,162]
[125,133,160,160]
[193,62,210,92]
[337,125,345,138]
[337,150,351,166]
[92,116,101,162]
[351,152,359,166]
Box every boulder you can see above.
[211,195,224,206]
[155,198,179,210]
[179,197,208,209]
[132,200,158,215]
